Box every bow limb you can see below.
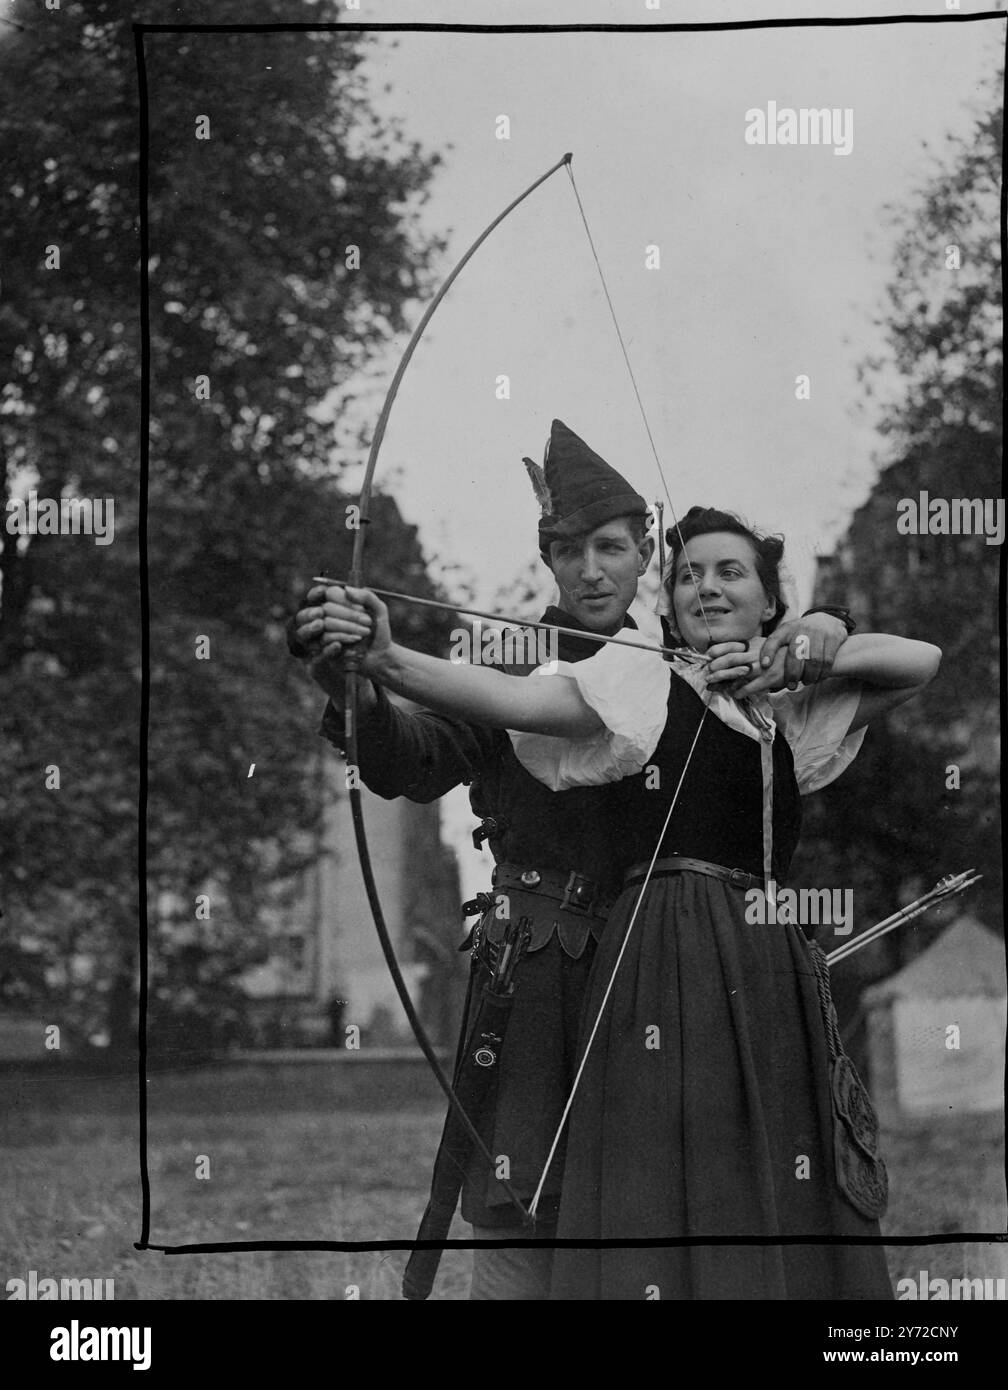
[341,154,573,1229]
[346,149,572,587]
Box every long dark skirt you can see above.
[549,872,893,1300]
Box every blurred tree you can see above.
[797,73,1002,1013]
[857,99,1002,452]
[0,1,457,1054]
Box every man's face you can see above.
[548,518,654,634]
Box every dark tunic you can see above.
[319,607,631,1226]
[549,667,893,1299]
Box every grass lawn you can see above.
[2,1065,1004,1300]
[2,1066,472,1300]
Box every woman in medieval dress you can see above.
[313,506,940,1300]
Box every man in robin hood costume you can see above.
[290,419,854,1300]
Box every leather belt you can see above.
[490,862,615,919]
[460,862,614,962]
[623,855,765,892]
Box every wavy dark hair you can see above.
[664,507,787,636]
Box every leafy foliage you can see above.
[0,2,453,1050]
[797,73,1003,995]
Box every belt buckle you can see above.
[728,868,752,890]
[561,870,599,915]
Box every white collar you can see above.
[633,608,776,744]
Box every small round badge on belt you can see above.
[520,869,541,887]
[474,1047,497,1067]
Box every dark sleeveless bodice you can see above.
[613,669,803,880]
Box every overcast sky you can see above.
[323,0,1005,899]
[322,0,1005,620]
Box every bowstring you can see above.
[528,162,716,1221]
[563,162,711,641]
[527,714,706,1217]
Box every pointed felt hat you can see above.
[525,419,650,552]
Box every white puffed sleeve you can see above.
[507,621,670,791]
[768,678,867,794]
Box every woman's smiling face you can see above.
[671,530,778,653]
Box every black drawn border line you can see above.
[144,1232,1008,1257]
[133,10,1008,1261]
[135,19,153,1252]
[138,14,1007,34]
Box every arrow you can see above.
[826,870,982,967]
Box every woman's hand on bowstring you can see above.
[703,641,763,695]
[732,613,849,697]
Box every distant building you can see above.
[237,696,466,1049]
[863,915,1006,1122]
[810,441,1000,778]
[810,437,1000,635]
